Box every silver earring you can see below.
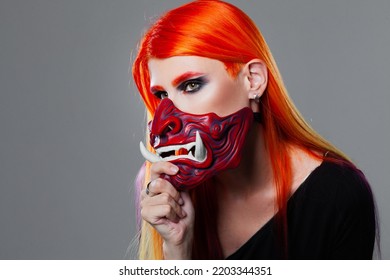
[251,94,261,103]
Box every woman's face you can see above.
[141,56,266,189]
[148,56,250,116]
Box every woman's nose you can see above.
[149,99,183,147]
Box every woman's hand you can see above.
[140,162,195,259]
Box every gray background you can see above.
[0,0,389,259]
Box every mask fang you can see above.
[139,141,161,163]
[195,131,206,162]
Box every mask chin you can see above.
[140,98,254,190]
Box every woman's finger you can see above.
[144,178,183,205]
[150,161,179,180]
[141,190,185,218]
[141,201,181,224]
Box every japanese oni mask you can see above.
[140,98,253,190]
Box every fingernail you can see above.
[181,210,187,218]
[178,198,184,205]
[170,166,179,174]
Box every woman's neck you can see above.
[215,124,274,198]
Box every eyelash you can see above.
[178,78,206,93]
[153,91,168,99]
[153,77,207,100]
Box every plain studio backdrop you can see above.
[0,0,389,259]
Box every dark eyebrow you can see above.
[171,72,205,87]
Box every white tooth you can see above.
[139,141,161,163]
[195,131,206,161]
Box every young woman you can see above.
[132,0,376,259]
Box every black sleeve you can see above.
[287,162,376,260]
[327,167,376,259]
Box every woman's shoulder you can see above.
[294,159,374,212]
[313,160,370,192]
[287,159,376,259]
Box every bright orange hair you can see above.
[132,0,351,259]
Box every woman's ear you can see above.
[242,59,268,101]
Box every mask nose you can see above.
[149,99,183,148]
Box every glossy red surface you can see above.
[149,98,253,190]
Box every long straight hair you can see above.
[132,0,353,259]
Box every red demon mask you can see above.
[140,98,253,190]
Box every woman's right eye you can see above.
[154,91,168,99]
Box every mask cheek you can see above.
[168,113,253,190]
[144,98,254,190]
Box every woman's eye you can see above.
[184,81,200,92]
[154,91,168,99]
[180,78,206,93]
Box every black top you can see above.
[226,161,376,260]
